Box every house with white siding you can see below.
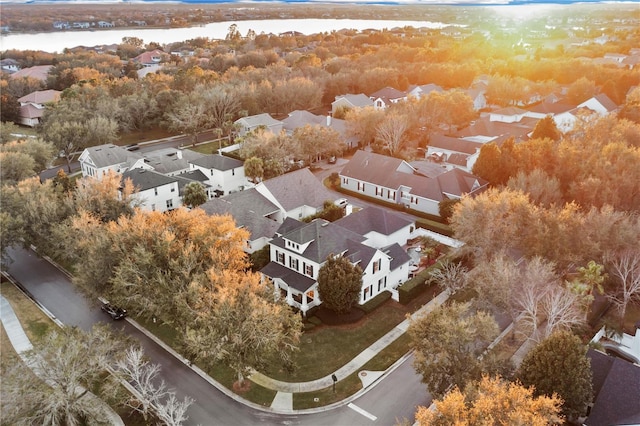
[261,210,411,315]
[122,169,182,213]
[188,154,251,197]
[339,150,487,216]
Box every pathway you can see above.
[250,290,451,410]
[0,295,125,426]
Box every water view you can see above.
[1,18,452,52]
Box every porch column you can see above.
[286,286,293,304]
[301,292,309,312]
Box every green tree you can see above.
[530,116,561,141]
[317,255,363,314]
[472,142,504,186]
[243,156,264,183]
[408,302,499,399]
[0,121,20,144]
[517,330,593,421]
[438,198,459,223]
[182,181,207,209]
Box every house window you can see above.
[372,258,381,273]
[154,188,158,196]
[305,263,313,276]
[289,257,299,270]
[277,251,285,264]
[151,204,156,211]
[166,199,173,209]
[232,169,235,176]
[363,286,369,301]
[171,186,175,192]
[343,178,348,185]
[378,278,384,292]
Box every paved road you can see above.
[5,246,429,425]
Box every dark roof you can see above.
[261,261,316,292]
[142,148,204,175]
[340,150,408,186]
[334,206,413,237]
[437,168,487,197]
[177,169,208,182]
[428,134,483,155]
[87,144,142,168]
[585,350,640,425]
[382,243,412,271]
[261,168,334,212]
[282,110,324,131]
[527,101,575,115]
[190,154,243,171]
[122,169,176,191]
[200,191,281,240]
[454,116,538,140]
[409,161,449,178]
[276,217,304,236]
[202,187,280,218]
[369,86,406,101]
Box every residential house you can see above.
[254,168,335,221]
[454,115,538,143]
[585,349,640,425]
[340,150,487,216]
[425,134,484,172]
[10,65,53,82]
[261,214,411,315]
[523,101,576,119]
[132,49,168,68]
[122,169,182,213]
[16,89,61,127]
[553,94,618,133]
[0,58,20,74]
[407,83,444,99]
[79,144,149,179]
[331,93,374,116]
[200,188,282,253]
[369,87,407,109]
[188,154,251,196]
[489,107,529,123]
[281,110,357,151]
[465,87,487,111]
[235,113,283,137]
[140,148,203,177]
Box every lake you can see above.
[0,18,453,53]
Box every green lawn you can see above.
[262,301,408,382]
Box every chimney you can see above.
[176,150,182,159]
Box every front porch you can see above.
[261,261,321,316]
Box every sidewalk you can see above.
[0,295,125,426]
[250,290,451,409]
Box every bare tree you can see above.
[375,111,409,156]
[430,260,468,295]
[607,249,640,322]
[114,347,193,426]
[541,286,583,340]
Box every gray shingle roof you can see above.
[261,168,334,212]
[333,93,374,108]
[237,113,282,128]
[334,206,413,238]
[428,134,482,155]
[86,144,142,168]
[122,168,176,191]
[382,243,411,271]
[261,261,316,292]
[142,148,204,175]
[190,154,243,171]
[200,191,281,240]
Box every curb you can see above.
[28,245,422,415]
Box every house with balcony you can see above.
[261,211,411,316]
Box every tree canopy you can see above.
[317,254,363,314]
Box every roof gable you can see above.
[18,89,61,105]
[335,206,413,237]
[190,154,243,171]
[261,168,334,211]
[85,144,142,168]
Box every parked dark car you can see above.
[101,302,127,320]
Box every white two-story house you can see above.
[188,154,251,197]
[261,206,412,315]
[122,169,182,213]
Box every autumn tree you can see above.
[566,77,597,105]
[182,181,207,209]
[317,255,363,314]
[165,91,213,145]
[73,171,137,223]
[184,269,303,385]
[344,106,385,147]
[530,116,561,141]
[408,302,499,399]
[517,331,593,421]
[506,169,563,208]
[292,124,343,166]
[415,375,564,426]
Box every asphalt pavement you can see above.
[4,246,433,425]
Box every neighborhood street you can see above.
[5,246,431,425]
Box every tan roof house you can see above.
[17,89,61,127]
